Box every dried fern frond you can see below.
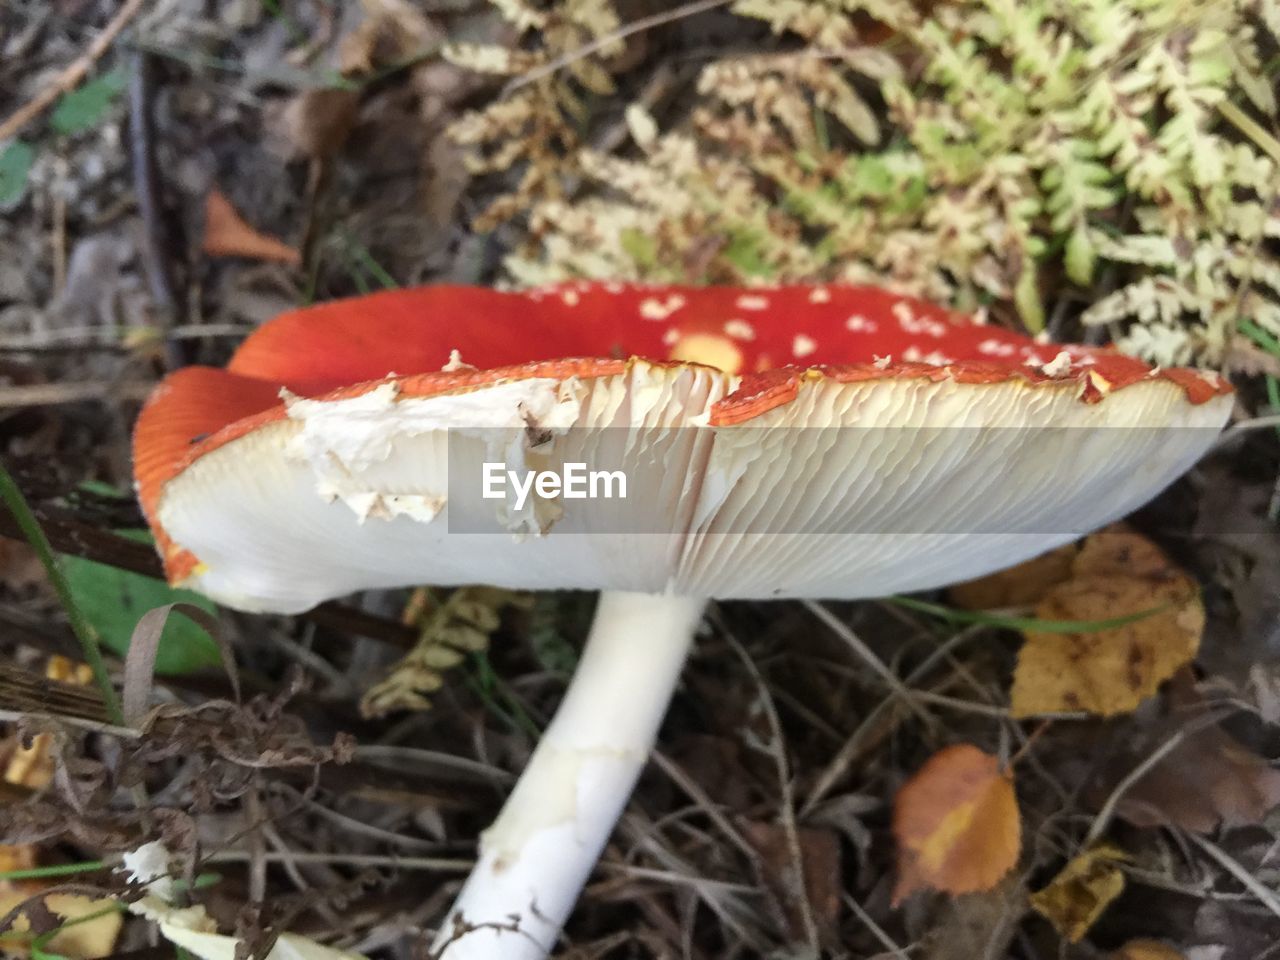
[443,0,624,230]
[502,0,1278,361]
[360,586,531,718]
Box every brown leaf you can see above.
[0,537,45,591]
[741,821,842,947]
[1029,844,1127,943]
[1010,531,1203,718]
[280,88,360,160]
[948,543,1077,610]
[339,0,439,77]
[917,873,1027,960]
[201,189,301,265]
[892,744,1020,905]
[1112,941,1188,960]
[1105,707,1280,833]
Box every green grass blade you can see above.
[887,595,1168,632]
[0,464,125,726]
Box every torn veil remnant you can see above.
[132,283,1231,960]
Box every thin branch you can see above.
[1189,832,1280,921]
[1084,708,1230,846]
[0,0,150,142]
[502,0,733,96]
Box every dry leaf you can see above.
[741,821,842,948]
[949,543,1077,609]
[4,655,93,789]
[281,88,361,160]
[1113,941,1188,960]
[1029,844,1128,943]
[892,743,1020,905]
[1010,532,1203,718]
[339,0,439,77]
[917,873,1028,960]
[201,189,301,265]
[0,537,45,591]
[3,656,95,904]
[1099,679,1280,833]
[0,892,122,959]
[1072,528,1176,580]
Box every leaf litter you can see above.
[1,1,1280,958]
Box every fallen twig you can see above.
[0,0,150,143]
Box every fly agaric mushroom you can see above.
[133,283,1230,959]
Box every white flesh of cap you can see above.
[156,360,1231,612]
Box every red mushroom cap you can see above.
[133,283,1231,611]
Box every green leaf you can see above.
[619,227,657,269]
[61,546,221,675]
[1013,263,1045,332]
[0,141,35,206]
[1064,222,1096,285]
[722,230,772,278]
[51,69,127,136]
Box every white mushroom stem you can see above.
[435,590,708,960]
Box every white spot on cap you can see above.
[442,349,474,372]
[792,334,817,358]
[561,289,581,306]
[735,294,769,311]
[724,319,756,341]
[640,294,687,321]
[972,307,989,325]
[662,327,681,346]
[603,281,625,294]
[977,338,1017,357]
[893,300,948,337]
[845,314,877,333]
[808,287,831,303]
[903,346,954,366]
[1040,351,1073,377]
[873,354,892,369]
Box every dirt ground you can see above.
[2,2,1280,960]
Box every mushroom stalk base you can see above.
[435,590,707,960]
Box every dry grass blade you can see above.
[1187,832,1280,921]
[724,634,821,954]
[803,623,983,815]
[122,602,229,726]
[802,600,933,725]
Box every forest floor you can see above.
[2,3,1280,960]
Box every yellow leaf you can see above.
[1112,940,1188,960]
[892,744,1020,904]
[948,543,1077,610]
[1029,844,1128,943]
[0,893,121,959]
[1011,572,1202,718]
[1009,529,1203,718]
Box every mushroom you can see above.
[132,283,1231,959]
